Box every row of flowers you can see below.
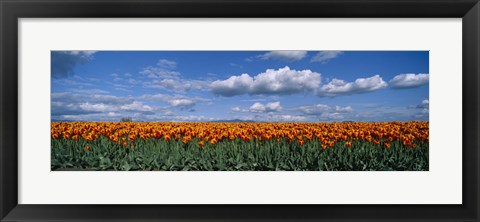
[51,121,428,149]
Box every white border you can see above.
[19,18,462,204]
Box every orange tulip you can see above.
[384,143,391,149]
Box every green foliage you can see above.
[51,136,429,171]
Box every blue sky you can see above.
[51,51,429,122]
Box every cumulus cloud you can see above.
[211,66,321,97]
[231,102,282,113]
[250,102,282,113]
[317,75,388,97]
[51,51,96,79]
[107,112,118,117]
[251,67,321,95]
[310,51,343,63]
[210,74,254,97]
[256,51,307,62]
[389,73,429,89]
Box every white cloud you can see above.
[168,99,196,107]
[417,99,429,109]
[232,102,282,113]
[140,66,181,79]
[79,103,115,112]
[249,102,282,113]
[335,106,353,112]
[265,102,282,112]
[298,104,353,115]
[256,51,307,62]
[229,63,243,68]
[251,67,321,95]
[389,73,429,89]
[295,104,355,121]
[298,104,331,115]
[414,99,429,118]
[120,101,153,112]
[140,59,208,93]
[140,94,210,110]
[51,92,163,122]
[267,115,307,122]
[157,59,177,69]
[244,114,306,122]
[210,73,254,97]
[317,75,388,97]
[231,106,242,112]
[311,51,343,63]
[227,113,307,122]
[145,78,208,92]
[211,66,321,97]
[144,115,216,122]
[70,88,110,94]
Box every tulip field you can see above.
[51,121,429,171]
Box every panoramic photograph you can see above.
[51,51,429,171]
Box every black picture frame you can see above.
[1,0,479,221]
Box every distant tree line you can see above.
[121,117,133,122]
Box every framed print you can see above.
[1,0,479,221]
[49,50,430,172]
